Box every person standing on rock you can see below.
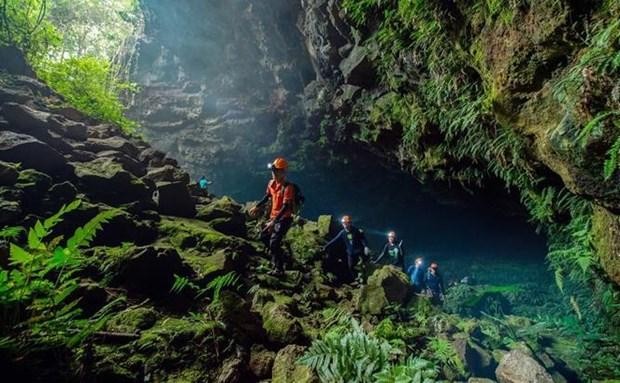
[322,215,370,283]
[198,176,213,196]
[425,262,445,305]
[372,231,405,269]
[249,157,295,276]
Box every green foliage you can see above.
[425,336,465,376]
[0,200,121,349]
[298,319,395,383]
[170,271,239,304]
[0,0,140,134]
[37,56,138,133]
[0,0,61,63]
[0,226,24,240]
[373,356,439,383]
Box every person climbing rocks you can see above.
[407,257,426,294]
[425,262,445,305]
[198,176,213,196]
[322,215,370,283]
[249,157,295,276]
[372,231,405,269]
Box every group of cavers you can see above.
[199,157,446,304]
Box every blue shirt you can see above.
[407,265,425,288]
[199,178,209,189]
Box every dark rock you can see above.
[339,44,376,88]
[155,181,196,217]
[218,291,266,344]
[0,130,68,174]
[97,150,147,177]
[47,115,88,141]
[144,164,190,184]
[216,356,245,383]
[111,246,193,299]
[453,335,497,379]
[495,350,553,383]
[138,147,166,167]
[0,160,19,186]
[47,181,78,204]
[68,280,108,317]
[0,199,21,225]
[249,345,276,379]
[80,136,140,158]
[1,102,50,134]
[0,46,35,76]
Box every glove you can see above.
[363,247,371,256]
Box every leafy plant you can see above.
[0,200,121,349]
[298,319,395,383]
[171,271,239,304]
[425,336,465,377]
[374,356,439,383]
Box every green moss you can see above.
[285,220,324,264]
[137,317,214,350]
[106,307,158,333]
[158,217,245,251]
[260,302,303,344]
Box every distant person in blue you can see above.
[407,257,426,294]
[425,261,445,305]
[198,176,213,196]
[323,215,370,283]
[373,231,405,269]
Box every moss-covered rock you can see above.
[592,206,620,285]
[260,301,304,345]
[159,217,253,253]
[196,196,246,237]
[106,307,158,333]
[137,317,213,350]
[358,265,410,315]
[272,345,319,383]
[285,219,325,264]
[249,345,276,379]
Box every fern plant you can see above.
[425,336,465,377]
[0,200,121,349]
[298,319,395,383]
[171,271,239,304]
[374,356,439,383]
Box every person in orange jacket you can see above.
[249,157,295,276]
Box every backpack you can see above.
[284,181,305,215]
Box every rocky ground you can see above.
[0,52,597,383]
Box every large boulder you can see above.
[453,335,497,379]
[358,265,410,315]
[0,161,19,186]
[249,345,276,379]
[495,350,553,383]
[72,158,151,205]
[217,291,266,344]
[260,302,304,345]
[144,164,190,184]
[155,181,196,218]
[0,131,67,174]
[272,345,319,383]
[196,196,246,237]
[592,206,620,285]
[109,246,193,299]
[339,44,376,88]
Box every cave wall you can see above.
[129,0,620,286]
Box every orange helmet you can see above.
[269,157,288,170]
[341,215,352,224]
